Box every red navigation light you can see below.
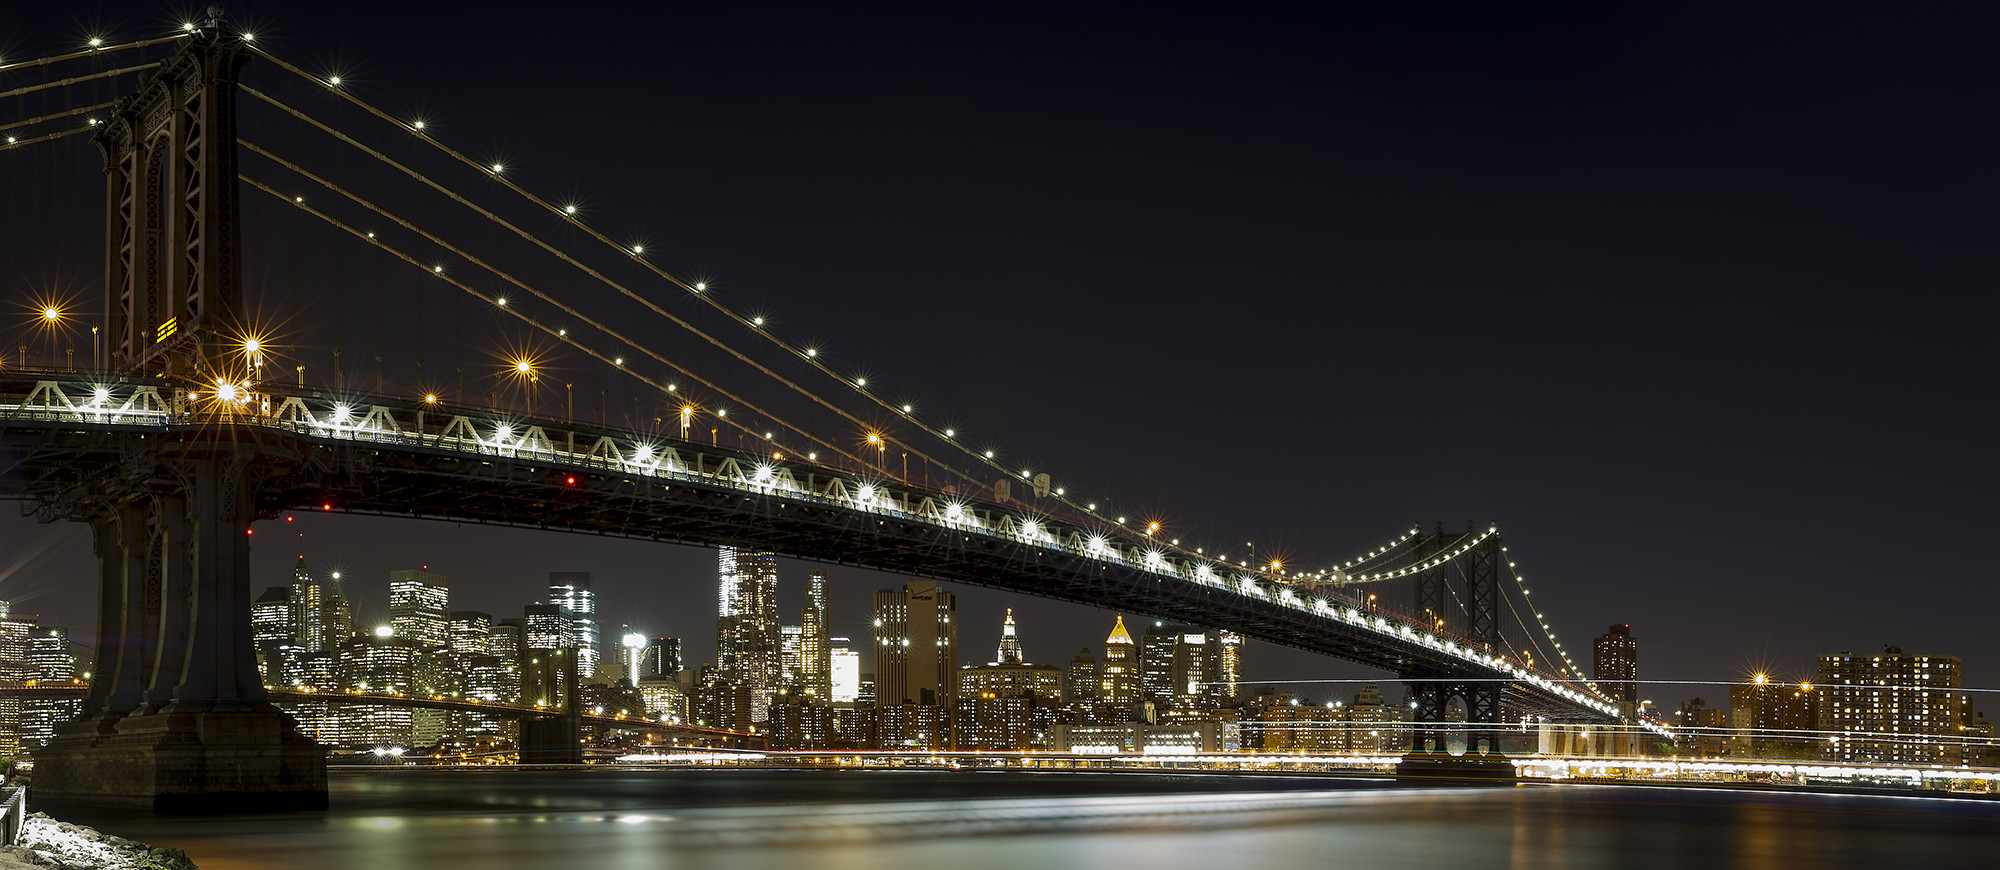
[285,515,294,522]
[565,476,577,486]
[322,503,332,511]
[245,528,254,535]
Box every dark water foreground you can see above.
[43,767,2000,870]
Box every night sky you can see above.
[1,3,1995,709]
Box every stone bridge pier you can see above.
[34,444,327,811]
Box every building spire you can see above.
[1106,614,1134,646]
[997,607,1023,664]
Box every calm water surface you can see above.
[45,768,2000,870]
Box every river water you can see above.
[43,768,2000,869]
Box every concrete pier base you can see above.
[1396,752,1519,784]
[32,706,327,812]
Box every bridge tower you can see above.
[31,9,329,811]
[95,4,248,376]
[1403,523,1508,763]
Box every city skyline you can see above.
[0,3,1993,721]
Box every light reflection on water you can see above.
[48,769,2000,870]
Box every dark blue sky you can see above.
[1,2,1995,707]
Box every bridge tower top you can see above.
[94,6,251,376]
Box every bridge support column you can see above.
[35,454,326,811]
[1397,679,1514,783]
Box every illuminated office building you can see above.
[717,548,781,722]
[389,569,451,650]
[252,585,295,684]
[830,638,860,704]
[872,579,957,707]
[450,611,494,662]
[1099,615,1139,706]
[548,572,600,678]
[799,571,833,701]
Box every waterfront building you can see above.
[1099,615,1140,707]
[717,548,782,722]
[768,689,833,749]
[1729,673,1820,759]
[1053,721,1226,753]
[548,572,600,679]
[1347,682,1403,753]
[872,579,957,707]
[1260,702,1346,752]
[1675,696,1730,757]
[1593,624,1639,704]
[873,702,951,750]
[389,569,451,650]
[1816,647,1964,765]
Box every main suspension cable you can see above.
[240,173,805,456]
[0,36,184,74]
[246,46,1056,502]
[240,82,974,489]
[240,141,873,470]
[0,63,160,102]
[0,100,117,134]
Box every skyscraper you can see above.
[548,572,600,678]
[1593,624,1638,704]
[1100,615,1139,706]
[872,579,957,707]
[522,604,571,651]
[1065,648,1098,704]
[996,608,1024,664]
[639,637,682,681]
[288,557,325,653]
[21,625,78,750]
[717,548,782,722]
[1218,630,1243,702]
[780,624,804,686]
[389,569,451,650]
[799,570,832,701]
[324,571,355,650]
[449,611,494,662]
[252,585,295,684]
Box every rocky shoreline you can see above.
[0,813,196,870]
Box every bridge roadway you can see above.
[0,371,1625,724]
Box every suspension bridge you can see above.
[0,12,1658,810]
